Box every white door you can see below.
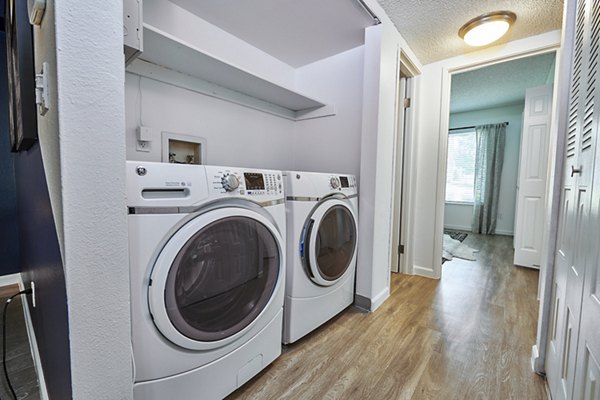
[573,0,600,397]
[546,0,600,398]
[513,85,553,268]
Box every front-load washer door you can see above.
[301,198,358,287]
[148,207,283,351]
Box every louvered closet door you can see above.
[546,0,586,396]
[547,0,600,399]
[573,0,600,398]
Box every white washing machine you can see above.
[127,161,286,400]
[283,170,358,344]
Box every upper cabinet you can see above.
[124,0,378,121]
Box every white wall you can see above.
[127,0,367,176]
[125,74,295,169]
[412,31,561,278]
[41,0,132,397]
[355,0,423,310]
[444,203,473,231]
[33,0,63,253]
[444,103,525,235]
[292,46,365,176]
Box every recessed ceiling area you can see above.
[450,52,557,114]
[169,0,376,68]
[377,0,563,64]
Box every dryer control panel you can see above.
[329,174,357,191]
[207,166,283,197]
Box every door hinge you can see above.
[399,244,405,254]
[403,98,411,108]
[35,62,50,116]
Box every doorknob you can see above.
[571,165,582,177]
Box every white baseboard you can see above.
[494,229,514,236]
[17,277,49,400]
[369,287,390,312]
[443,224,471,232]
[412,264,437,278]
[0,273,21,287]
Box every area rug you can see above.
[444,229,468,242]
[442,231,478,263]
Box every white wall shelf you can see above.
[129,24,335,121]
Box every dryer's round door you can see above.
[301,198,358,287]
[148,207,283,351]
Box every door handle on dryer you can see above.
[571,165,582,177]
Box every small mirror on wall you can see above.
[161,132,206,165]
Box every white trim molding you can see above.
[0,273,21,287]
[370,287,390,312]
[431,31,562,280]
[16,276,50,400]
[413,264,436,279]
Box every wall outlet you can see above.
[136,140,151,152]
[31,281,36,308]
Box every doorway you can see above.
[390,51,418,276]
[439,51,557,273]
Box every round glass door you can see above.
[148,208,282,350]
[303,199,357,286]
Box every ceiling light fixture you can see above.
[459,11,517,47]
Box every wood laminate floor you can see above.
[229,233,547,400]
[0,284,40,400]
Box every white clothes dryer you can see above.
[127,161,285,400]
[283,170,358,344]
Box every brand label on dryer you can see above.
[165,181,187,187]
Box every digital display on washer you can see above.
[340,176,349,188]
[244,173,265,190]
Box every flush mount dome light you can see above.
[459,11,517,47]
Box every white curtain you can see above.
[472,123,506,234]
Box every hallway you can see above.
[230,234,546,399]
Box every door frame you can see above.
[430,23,572,376]
[391,48,419,275]
[432,44,561,281]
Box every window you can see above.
[446,130,476,203]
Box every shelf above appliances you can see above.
[127,24,335,121]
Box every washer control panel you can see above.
[208,166,283,197]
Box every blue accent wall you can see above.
[1,9,72,398]
[15,143,72,400]
[0,30,20,276]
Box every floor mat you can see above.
[442,231,476,263]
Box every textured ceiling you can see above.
[377,0,563,64]
[450,51,556,114]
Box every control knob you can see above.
[221,174,240,192]
[330,176,341,190]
